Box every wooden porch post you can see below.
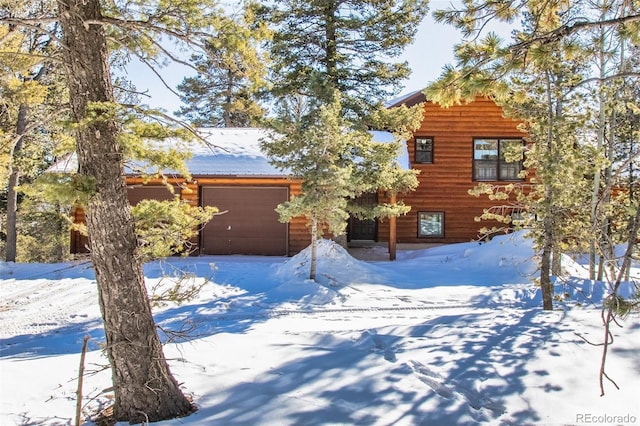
[388,193,397,261]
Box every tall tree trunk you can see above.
[55,201,66,262]
[5,45,52,262]
[5,104,28,262]
[224,68,233,126]
[323,2,338,91]
[551,248,561,276]
[590,22,608,280]
[602,103,616,282]
[539,70,555,311]
[540,208,555,311]
[388,193,397,261]
[56,0,192,422]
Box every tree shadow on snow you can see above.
[1,257,293,357]
[0,319,105,358]
[189,309,573,425]
[0,289,279,358]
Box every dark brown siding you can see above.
[126,185,178,205]
[381,97,527,244]
[71,182,184,254]
[194,177,308,256]
[286,181,312,255]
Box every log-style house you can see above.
[375,92,528,246]
[63,93,528,257]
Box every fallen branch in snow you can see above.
[598,308,621,395]
[157,319,202,344]
[598,205,640,396]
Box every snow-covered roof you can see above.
[180,127,283,176]
[48,127,411,177]
[46,153,79,174]
[384,90,424,108]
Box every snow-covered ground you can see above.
[1,232,638,426]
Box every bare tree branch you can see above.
[510,14,640,54]
[0,17,63,45]
[88,15,210,48]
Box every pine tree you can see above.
[583,2,640,281]
[263,93,420,276]
[54,0,195,419]
[356,103,423,259]
[0,1,63,262]
[262,0,429,119]
[427,3,639,395]
[176,2,269,127]
[132,197,217,261]
[260,0,427,260]
[262,94,355,279]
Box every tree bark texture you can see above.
[539,71,555,311]
[540,213,554,310]
[323,2,338,91]
[56,0,192,422]
[5,104,28,262]
[551,248,561,276]
[388,193,397,261]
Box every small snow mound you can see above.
[312,239,355,260]
[274,239,381,287]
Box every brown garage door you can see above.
[200,186,288,255]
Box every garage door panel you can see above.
[201,186,288,255]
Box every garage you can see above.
[200,186,289,255]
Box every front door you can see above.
[348,193,377,241]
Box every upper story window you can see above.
[415,137,434,164]
[473,138,524,181]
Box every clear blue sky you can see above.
[127,10,512,116]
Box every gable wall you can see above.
[378,97,527,244]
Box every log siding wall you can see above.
[380,96,527,244]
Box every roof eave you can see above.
[386,90,428,108]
